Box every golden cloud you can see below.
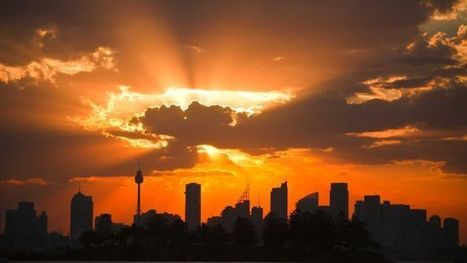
[72,86,293,149]
[0,177,53,186]
[0,46,116,84]
[34,25,58,48]
[346,125,421,139]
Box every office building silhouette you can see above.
[296,192,319,213]
[353,195,460,254]
[70,190,93,241]
[206,184,263,233]
[407,209,427,251]
[95,213,125,233]
[235,200,250,219]
[250,205,263,229]
[220,205,237,232]
[443,218,459,248]
[428,215,442,249]
[270,181,287,220]
[3,201,48,250]
[362,195,382,242]
[185,183,201,231]
[95,213,112,232]
[330,183,348,218]
[134,209,181,229]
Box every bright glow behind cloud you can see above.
[73,86,293,148]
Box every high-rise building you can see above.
[428,215,442,249]
[70,191,93,240]
[354,200,364,220]
[250,206,263,230]
[235,200,250,218]
[95,213,112,232]
[330,183,348,218]
[443,218,459,248]
[37,211,48,235]
[95,213,125,233]
[363,195,381,242]
[3,201,48,250]
[221,205,237,232]
[407,209,427,250]
[296,192,319,213]
[270,181,288,220]
[354,194,459,254]
[185,183,201,231]
[379,202,410,251]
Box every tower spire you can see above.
[135,162,144,217]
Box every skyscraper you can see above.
[296,192,319,213]
[70,191,93,240]
[363,195,381,242]
[428,215,442,249]
[185,183,201,231]
[270,181,288,220]
[235,200,250,218]
[3,201,48,250]
[353,194,459,254]
[37,211,48,235]
[221,205,237,232]
[330,182,348,218]
[250,206,263,230]
[443,218,459,248]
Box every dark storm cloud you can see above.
[136,79,467,173]
[399,32,459,66]
[141,102,238,144]
[0,0,459,63]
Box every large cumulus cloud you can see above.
[136,78,466,173]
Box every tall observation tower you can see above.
[135,163,144,217]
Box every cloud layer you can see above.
[0,0,465,184]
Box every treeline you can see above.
[73,210,391,262]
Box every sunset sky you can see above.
[0,0,466,244]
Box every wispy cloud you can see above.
[0,177,54,186]
[0,46,116,85]
[346,125,420,139]
[34,25,58,48]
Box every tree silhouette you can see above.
[51,210,392,261]
[337,215,379,252]
[196,224,229,260]
[79,230,106,249]
[289,209,336,259]
[233,217,258,246]
[112,226,131,247]
[145,214,170,248]
[262,212,288,248]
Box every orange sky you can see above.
[6,145,464,244]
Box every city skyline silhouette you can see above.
[0,165,462,261]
